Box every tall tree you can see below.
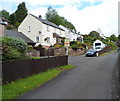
[109,34,117,42]
[15,2,28,23]
[45,7,76,30]
[0,10,9,19]
[89,30,101,39]
[9,13,16,25]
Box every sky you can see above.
[0,0,119,37]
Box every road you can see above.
[15,52,118,99]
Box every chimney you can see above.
[39,15,42,18]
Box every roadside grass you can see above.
[99,50,116,56]
[2,64,75,100]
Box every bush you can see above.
[1,36,28,61]
[6,25,14,30]
[71,44,79,50]
[2,36,27,54]
[53,44,64,48]
[105,41,117,50]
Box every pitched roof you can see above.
[0,19,6,25]
[30,14,64,31]
[4,30,34,43]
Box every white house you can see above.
[59,25,83,43]
[18,13,65,48]
[93,39,105,51]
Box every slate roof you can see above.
[30,14,65,31]
[4,30,34,43]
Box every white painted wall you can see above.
[93,39,105,51]
[18,14,65,46]
[18,14,43,44]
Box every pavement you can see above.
[15,52,118,99]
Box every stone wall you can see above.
[53,48,86,56]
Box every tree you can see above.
[109,34,117,42]
[89,30,101,39]
[0,10,9,19]
[9,13,16,25]
[45,7,76,30]
[15,2,28,23]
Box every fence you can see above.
[2,56,68,84]
[98,46,112,55]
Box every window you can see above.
[36,36,39,42]
[47,37,50,43]
[47,25,49,31]
[38,31,41,34]
[44,37,50,43]
[28,26,30,32]
[60,30,62,35]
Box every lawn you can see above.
[2,64,74,100]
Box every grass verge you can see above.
[2,64,75,100]
[99,50,116,56]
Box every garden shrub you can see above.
[71,44,79,50]
[1,36,28,61]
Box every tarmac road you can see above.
[15,52,118,99]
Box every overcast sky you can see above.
[0,0,119,36]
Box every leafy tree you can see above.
[9,13,16,25]
[109,34,117,42]
[45,7,76,30]
[89,31,101,39]
[0,10,9,19]
[15,2,28,23]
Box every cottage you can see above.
[59,25,83,42]
[18,14,65,49]
[93,39,105,51]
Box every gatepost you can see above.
[64,38,70,56]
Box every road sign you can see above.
[64,38,70,47]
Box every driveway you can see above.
[15,52,118,99]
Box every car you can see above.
[86,49,98,57]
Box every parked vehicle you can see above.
[86,49,98,57]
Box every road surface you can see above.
[15,52,118,99]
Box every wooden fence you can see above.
[2,56,68,84]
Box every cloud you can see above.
[57,0,118,36]
[0,0,118,36]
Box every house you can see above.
[18,13,65,49]
[59,25,83,43]
[0,19,6,37]
[93,39,105,51]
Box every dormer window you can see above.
[28,26,30,32]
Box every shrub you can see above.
[105,42,117,50]
[1,36,28,61]
[71,44,79,50]
[27,45,33,51]
[53,44,64,48]
[2,36,27,54]
[6,25,14,30]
